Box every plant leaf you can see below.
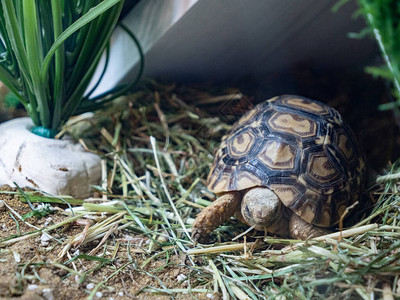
[41,0,123,83]
[23,0,50,127]
[50,0,65,131]
[1,0,31,90]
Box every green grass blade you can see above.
[50,0,65,131]
[23,0,50,128]
[1,0,41,124]
[40,0,123,83]
[1,0,31,89]
[61,3,124,120]
[65,11,116,96]
[0,7,17,71]
[63,1,96,68]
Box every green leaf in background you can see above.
[356,0,400,110]
[337,0,400,110]
[4,91,19,108]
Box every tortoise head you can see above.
[240,187,283,229]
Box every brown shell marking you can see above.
[269,184,301,208]
[268,112,317,138]
[209,172,230,193]
[235,170,263,190]
[298,202,316,224]
[307,152,340,184]
[301,190,328,226]
[258,141,296,170]
[233,104,263,129]
[270,183,333,227]
[336,133,354,161]
[228,129,257,158]
[280,97,330,115]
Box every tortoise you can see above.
[192,95,366,243]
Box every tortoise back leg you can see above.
[192,192,241,243]
[289,213,330,240]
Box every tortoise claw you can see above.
[191,228,210,244]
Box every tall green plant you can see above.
[357,0,400,110]
[0,0,140,137]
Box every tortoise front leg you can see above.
[289,213,330,240]
[191,192,241,243]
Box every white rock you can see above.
[0,118,101,198]
[118,292,124,296]
[12,250,21,263]
[42,288,54,300]
[27,284,39,290]
[44,217,53,226]
[176,274,187,282]
[41,232,52,242]
[95,291,103,298]
[177,273,188,286]
[86,283,95,290]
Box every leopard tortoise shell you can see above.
[192,95,366,243]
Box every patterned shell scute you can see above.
[207,95,366,227]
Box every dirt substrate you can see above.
[0,191,212,300]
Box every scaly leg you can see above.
[289,213,330,240]
[191,192,241,243]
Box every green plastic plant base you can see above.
[31,126,57,139]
